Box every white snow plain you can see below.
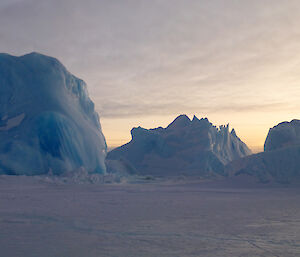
[0,175,299,257]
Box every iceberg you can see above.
[226,120,300,183]
[0,52,107,175]
[107,115,251,177]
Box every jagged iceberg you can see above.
[0,52,107,175]
[107,115,251,176]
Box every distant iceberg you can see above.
[0,52,107,175]
[226,120,300,183]
[107,115,251,177]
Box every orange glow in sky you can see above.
[1,0,300,152]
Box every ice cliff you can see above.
[0,52,107,175]
[107,115,251,176]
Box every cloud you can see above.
[97,99,287,119]
[1,0,300,146]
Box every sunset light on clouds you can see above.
[2,0,300,152]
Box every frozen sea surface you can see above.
[0,175,299,257]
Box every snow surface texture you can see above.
[226,120,300,183]
[0,52,107,175]
[1,176,299,257]
[107,115,251,176]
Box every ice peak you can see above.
[167,114,191,129]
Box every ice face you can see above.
[0,52,107,175]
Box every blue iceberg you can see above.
[0,52,107,175]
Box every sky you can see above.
[1,0,300,152]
